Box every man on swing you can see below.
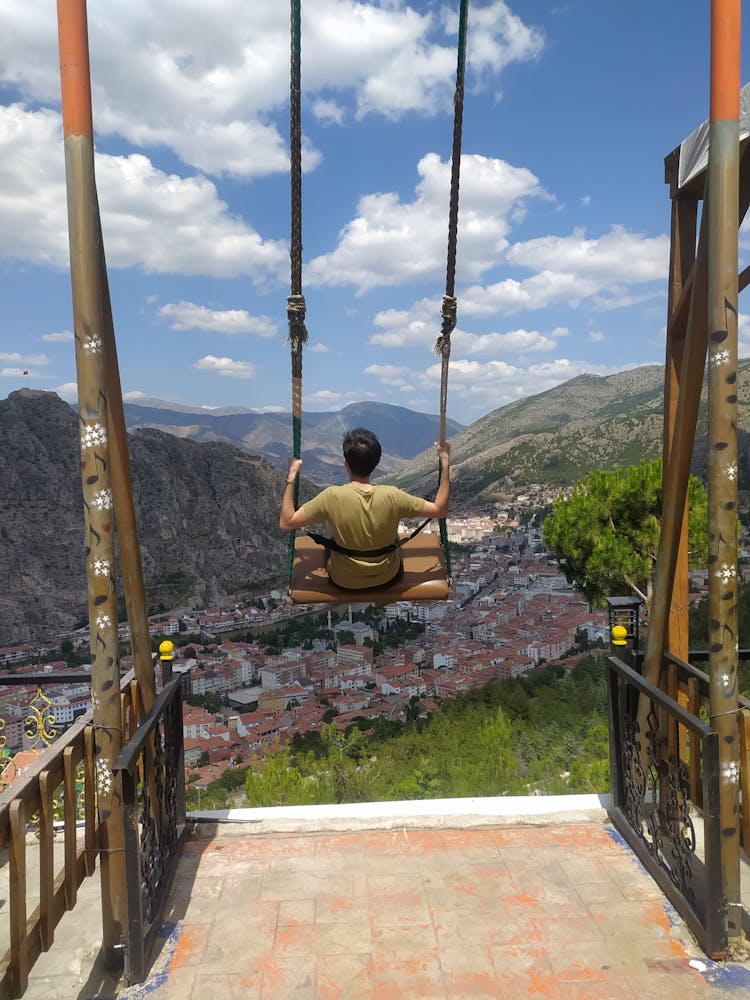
[279,428,451,591]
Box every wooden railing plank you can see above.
[9,799,29,996]
[38,770,55,952]
[687,677,702,806]
[0,672,139,994]
[739,708,750,851]
[63,747,78,911]
[0,967,14,1000]
[84,725,98,877]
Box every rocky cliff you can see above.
[0,390,293,647]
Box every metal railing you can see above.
[606,653,725,958]
[663,652,750,852]
[0,715,97,998]
[0,672,142,997]
[114,675,185,985]
[0,669,185,996]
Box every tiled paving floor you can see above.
[23,819,750,999]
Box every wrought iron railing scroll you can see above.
[113,675,185,985]
[606,653,725,958]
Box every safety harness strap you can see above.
[306,517,432,558]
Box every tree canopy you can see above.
[542,459,708,606]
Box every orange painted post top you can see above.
[57,0,93,138]
[710,0,741,121]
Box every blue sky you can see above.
[1,1,748,426]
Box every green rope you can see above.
[438,465,453,578]
[287,413,302,580]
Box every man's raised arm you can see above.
[421,441,451,520]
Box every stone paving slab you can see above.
[19,819,750,1000]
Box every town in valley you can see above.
[0,489,671,792]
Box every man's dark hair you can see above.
[343,428,382,476]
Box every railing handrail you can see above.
[608,653,714,737]
[0,670,132,685]
[0,713,90,819]
[0,673,95,686]
[0,669,135,818]
[689,648,750,661]
[113,676,182,775]
[663,651,750,710]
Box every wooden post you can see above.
[739,708,750,851]
[99,245,156,713]
[663,192,699,663]
[644,203,709,685]
[706,0,741,939]
[662,191,700,772]
[57,0,126,966]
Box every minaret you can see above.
[327,610,332,631]
[348,605,353,624]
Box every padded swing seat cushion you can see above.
[290,532,450,605]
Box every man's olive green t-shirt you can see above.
[302,484,426,589]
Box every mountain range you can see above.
[122,398,466,485]
[390,361,750,503]
[2,360,748,645]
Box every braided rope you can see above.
[290,0,303,299]
[432,0,469,581]
[285,0,468,588]
[288,0,305,582]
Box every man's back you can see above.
[302,483,425,588]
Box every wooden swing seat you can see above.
[289,532,450,605]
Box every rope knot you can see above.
[287,294,308,349]
[434,295,457,356]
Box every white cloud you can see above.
[588,330,605,342]
[96,152,287,278]
[123,390,148,401]
[0,351,49,368]
[739,312,750,356]
[1,1,543,176]
[363,354,626,419]
[55,383,78,400]
[463,2,544,75]
[363,364,416,388]
[41,330,74,343]
[452,326,566,356]
[0,104,287,279]
[194,355,256,378]
[158,301,278,336]
[0,106,69,267]
[443,356,628,415]
[355,1,543,120]
[312,99,345,126]
[307,153,549,291]
[371,300,565,355]
[302,388,376,409]
[462,225,670,316]
[507,225,668,283]
[310,342,331,353]
[371,300,436,348]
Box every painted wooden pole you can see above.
[57,0,126,965]
[707,0,741,939]
[99,237,156,714]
